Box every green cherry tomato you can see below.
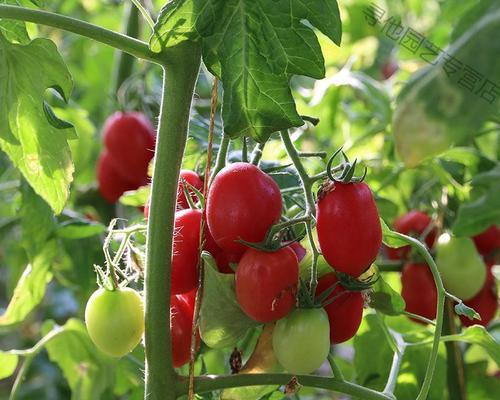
[299,228,331,280]
[85,287,145,357]
[272,308,330,374]
[436,233,486,300]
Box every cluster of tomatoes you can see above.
[96,112,156,203]
[389,211,499,326]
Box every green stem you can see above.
[250,142,266,165]
[327,354,345,381]
[383,332,406,396]
[144,42,201,400]
[176,374,392,400]
[112,2,140,94]
[392,232,446,400]
[0,5,161,64]
[210,133,230,182]
[443,299,467,400]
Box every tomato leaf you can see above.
[41,319,116,399]
[56,219,106,239]
[0,240,56,327]
[0,34,74,214]
[452,165,500,236]
[0,0,30,44]
[151,0,341,141]
[0,351,18,379]
[200,252,260,349]
[380,218,409,248]
[119,185,150,207]
[439,326,500,367]
[393,9,500,167]
[369,273,406,316]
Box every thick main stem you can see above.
[144,43,201,400]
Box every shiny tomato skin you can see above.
[103,112,155,183]
[387,210,437,260]
[171,294,199,368]
[206,163,282,256]
[316,273,364,344]
[272,308,330,374]
[171,209,201,295]
[460,264,498,327]
[401,263,437,323]
[316,181,382,277]
[97,151,142,203]
[203,227,240,274]
[177,170,204,209]
[85,288,145,357]
[236,247,298,323]
[473,225,500,258]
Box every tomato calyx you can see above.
[324,147,368,185]
[180,177,205,209]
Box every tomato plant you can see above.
[0,1,498,400]
[85,287,145,357]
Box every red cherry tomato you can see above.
[473,225,500,258]
[171,209,201,295]
[316,181,382,277]
[177,170,204,209]
[204,231,239,274]
[97,151,142,203]
[386,210,437,260]
[316,273,364,344]
[171,294,199,368]
[207,163,282,256]
[103,112,155,183]
[460,264,498,327]
[401,263,437,323]
[236,247,298,323]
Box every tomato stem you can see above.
[327,354,345,381]
[250,142,266,165]
[210,133,230,183]
[143,43,201,400]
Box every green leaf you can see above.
[369,273,406,316]
[200,252,260,348]
[454,302,480,321]
[56,219,106,239]
[451,0,500,41]
[41,319,116,400]
[119,185,150,207]
[0,351,18,379]
[440,326,500,367]
[0,240,56,327]
[0,1,30,44]
[0,34,74,214]
[151,0,342,141]
[393,10,500,167]
[452,165,500,236]
[465,361,500,400]
[380,218,410,248]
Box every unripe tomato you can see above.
[235,247,298,323]
[473,225,499,258]
[272,308,330,374]
[171,294,200,368]
[316,181,382,277]
[102,112,155,183]
[436,233,486,300]
[317,273,364,343]
[85,287,144,357]
[207,163,282,256]
[401,263,437,322]
[460,264,498,327]
[386,210,437,260]
[177,170,204,209]
[97,151,142,203]
[171,209,202,294]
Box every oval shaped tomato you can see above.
[316,181,382,277]
[386,210,437,260]
[401,263,437,323]
[207,163,282,256]
[171,294,200,368]
[272,308,330,374]
[171,209,201,294]
[85,287,144,357]
[460,264,498,327]
[177,170,204,209]
[316,273,364,343]
[103,112,155,183]
[473,225,499,258]
[236,247,298,323]
[97,151,142,203]
[436,233,486,300]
